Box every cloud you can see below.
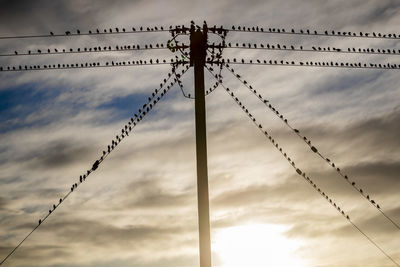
[0,1,400,267]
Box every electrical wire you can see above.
[0,65,190,266]
[226,26,400,40]
[222,43,400,56]
[0,43,169,57]
[206,66,399,267]
[213,58,400,70]
[223,63,400,230]
[0,26,171,40]
[0,59,188,72]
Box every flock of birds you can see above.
[54,26,167,36]
[2,22,399,266]
[205,65,400,265]
[222,64,396,223]
[213,58,400,70]
[235,88,351,219]
[27,24,399,40]
[225,42,400,55]
[37,65,189,226]
[7,43,167,57]
[175,60,396,228]
[0,58,187,72]
[207,67,352,221]
[2,42,399,67]
[229,25,400,39]
[2,56,398,72]
[169,58,393,227]
[2,22,399,73]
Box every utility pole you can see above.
[190,24,212,267]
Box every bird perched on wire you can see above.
[92,160,99,171]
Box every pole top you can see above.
[190,24,208,66]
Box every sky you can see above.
[0,0,399,266]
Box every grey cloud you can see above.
[0,197,8,210]
[0,244,71,267]
[0,0,102,34]
[122,178,195,209]
[211,178,313,210]
[38,219,186,246]
[334,161,400,195]
[358,0,400,25]
[1,216,198,266]
[28,138,96,170]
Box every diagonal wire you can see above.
[206,66,399,266]
[0,64,190,266]
[174,67,193,99]
[223,63,400,231]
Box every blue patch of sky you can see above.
[311,71,384,95]
[97,91,155,121]
[97,86,188,122]
[0,82,189,134]
[0,83,74,133]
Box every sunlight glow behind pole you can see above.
[213,224,307,267]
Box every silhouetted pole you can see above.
[190,24,211,267]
